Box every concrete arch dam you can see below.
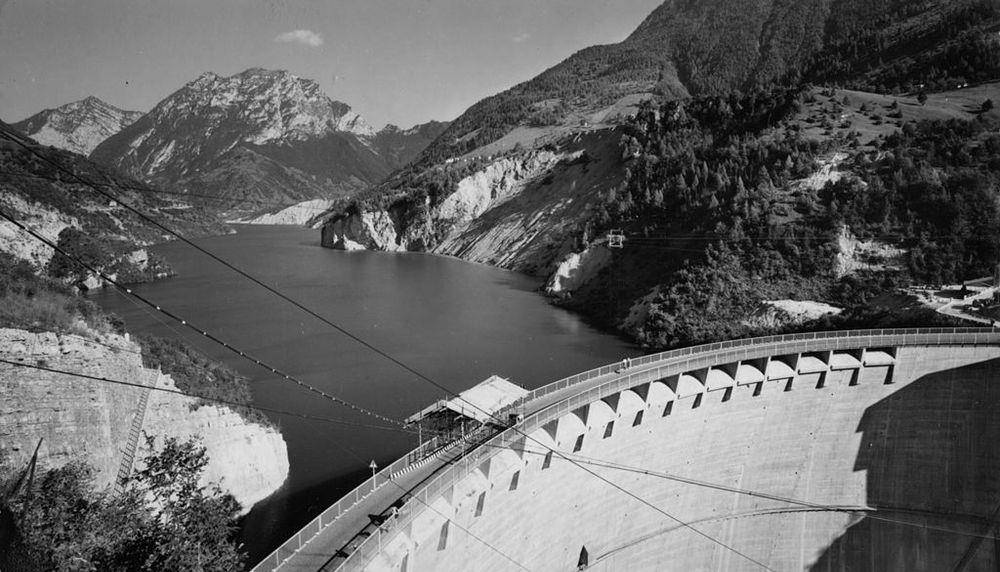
[260,329,1000,572]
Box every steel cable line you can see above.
[321,437,535,572]
[615,242,709,253]
[0,168,335,213]
[0,359,416,434]
[0,359,528,568]
[622,232,960,242]
[441,425,774,569]
[5,133,979,561]
[237,389,533,572]
[0,130,454,401]
[482,443,999,541]
[455,427,777,569]
[0,208,410,431]
[0,132,772,569]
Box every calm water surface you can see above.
[92,225,638,563]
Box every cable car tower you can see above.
[607,229,626,249]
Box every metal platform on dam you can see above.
[253,328,1000,572]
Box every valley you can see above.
[2,0,1000,569]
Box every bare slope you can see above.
[11,96,143,156]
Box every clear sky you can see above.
[0,0,662,129]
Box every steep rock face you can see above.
[742,300,844,330]
[140,377,288,511]
[322,150,569,268]
[323,129,626,276]
[545,245,614,297]
[11,96,143,156]
[436,151,563,226]
[0,193,77,266]
[321,210,403,251]
[0,328,288,513]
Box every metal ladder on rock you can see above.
[113,380,153,494]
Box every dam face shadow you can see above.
[811,357,1000,572]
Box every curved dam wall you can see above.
[348,331,1000,572]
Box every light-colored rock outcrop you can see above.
[743,299,843,330]
[545,245,613,296]
[0,193,76,266]
[140,376,288,510]
[11,96,143,156]
[232,199,337,227]
[322,132,623,277]
[322,152,566,260]
[835,225,906,278]
[435,152,562,226]
[0,327,288,513]
[796,152,849,191]
[322,210,405,251]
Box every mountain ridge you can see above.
[11,96,143,156]
[407,0,998,167]
[89,68,446,216]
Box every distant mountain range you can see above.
[7,69,447,217]
[12,96,143,156]
[86,68,447,214]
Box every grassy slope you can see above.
[787,84,1000,147]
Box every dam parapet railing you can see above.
[249,426,491,572]
[503,327,1000,411]
[334,327,1000,571]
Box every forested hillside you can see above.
[565,87,1000,348]
[812,0,1000,93]
[318,0,1000,351]
[408,0,1000,168]
[0,122,226,282]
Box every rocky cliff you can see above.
[11,96,143,156]
[321,129,627,276]
[0,327,288,513]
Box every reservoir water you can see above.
[92,225,638,564]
